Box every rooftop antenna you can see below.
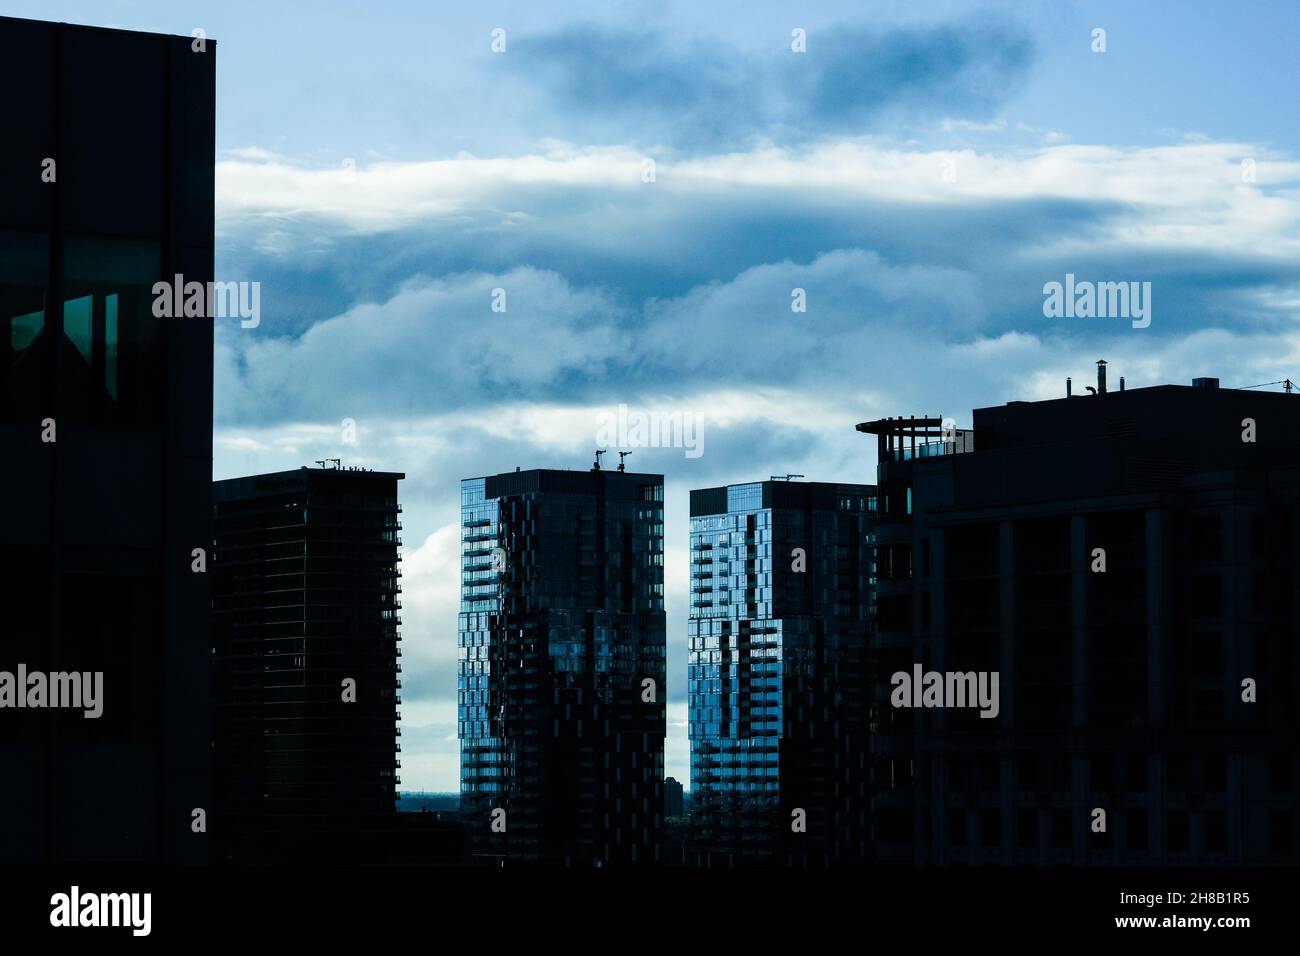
[618,451,631,472]
[593,449,606,471]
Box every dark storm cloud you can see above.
[502,18,1036,149]
[797,21,1035,128]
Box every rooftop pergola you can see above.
[856,415,951,463]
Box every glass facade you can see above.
[61,236,162,426]
[0,231,49,422]
[688,481,875,865]
[458,469,667,865]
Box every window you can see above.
[1269,755,1293,792]
[1270,811,1293,853]
[1017,809,1037,848]
[1017,755,1039,791]
[980,808,1000,847]
[1127,810,1148,851]
[1089,755,1114,792]
[1204,754,1226,792]
[0,230,50,422]
[61,236,162,427]
[1050,810,1071,849]
[1167,810,1189,852]
[1127,754,1147,792]
[947,808,967,846]
[980,755,999,791]
[1205,810,1228,853]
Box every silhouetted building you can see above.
[459,466,666,865]
[861,369,1300,865]
[664,776,685,818]
[688,480,875,865]
[211,465,403,863]
[0,17,214,864]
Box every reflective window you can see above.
[0,230,50,422]
[62,236,161,426]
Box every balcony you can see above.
[885,430,976,462]
[859,416,976,466]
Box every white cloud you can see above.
[216,139,1300,261]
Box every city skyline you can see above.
[206,0,1300,795]
[8,2,1300,799]
[4,14,1300,946]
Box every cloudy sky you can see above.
[20,0,1300,789]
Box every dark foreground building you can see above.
[664,776,685,818]
[688,480,875,865]
[0,18,214,863]
[459,466,666,864]
[862,367,1300,865]
[211,465,405,863]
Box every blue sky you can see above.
[15,0,1300,789]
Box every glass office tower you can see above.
[688,480,875,865]
[0,18,214,864]
[459,467,666,865]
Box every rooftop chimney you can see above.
[1192,377,1220,389]
[1066,376,1072,398]
[1097,359,1108,395]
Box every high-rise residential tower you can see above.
[861,369,1300,866]
[459,466,666,865]
[0,17,214,864]
[211,465,403,863]
[687,480,875,865]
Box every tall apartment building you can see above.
[211,465,403,863]
[687,480,875,865]
[0,18,214,864]
[459,466,666,865]
[861,368,1300,865]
